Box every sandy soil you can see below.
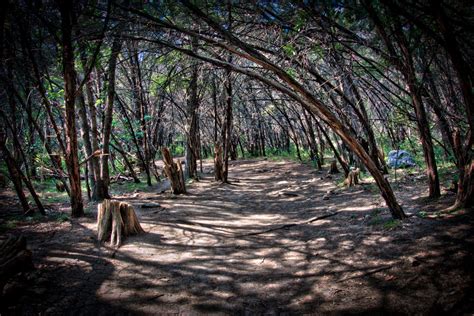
[1,158,473,315]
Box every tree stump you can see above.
[161,147,186,194]
[214,144,224,181]
[329,159,340,174]
[0,235,33,294]
[344,168,360,187]
[97,199,144,247]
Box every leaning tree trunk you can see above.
[451,130,474,209]
[161,147,186,194]
[97,199,144,247]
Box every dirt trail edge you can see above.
[3,159,474,315]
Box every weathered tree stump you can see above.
[97,199,144,247]
[0,235,33,294]
[214,144,224,181]
[161,147,186,194]
[344,168,360,187]
[329,159,340,174]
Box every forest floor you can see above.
[1,158,473,315]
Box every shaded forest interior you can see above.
[0,0,473,314]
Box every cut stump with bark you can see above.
[161,147,186,194]
[97,199,144,247]
[345,168,360,187]
[0,235,33,294]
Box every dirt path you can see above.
[3,159,474,315]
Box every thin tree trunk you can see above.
[59,0,84,217]
[77,88,95,200]
[110,136,140,183]
[99,27,124,199]
[0,133,30,213]
[185,37,200,180]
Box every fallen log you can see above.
[97,199,144,247]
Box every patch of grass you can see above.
[51,212,69,223]
[368,215,384,226]
[40,192,69,204]
[0,219,19,232]
[110,176,158,193]
[383,219,401,230]
[367,208,402,230]
[417,211,427,218]
[370,208,383,216]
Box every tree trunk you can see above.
[345,168,360,187]
[214,144,224,181]
[161,147,186,194]
[110,136,140,183]
[0,140,45,215]
[59,0,83,217]
[403,53,441,198]
[185,38,200,180]
[99,38,123,199]
[452,129,474,209]
[0,134,30,213]
[366,3,440,198]
[97,199,144,247]
[221,1,233,183]
[77,86,96,200]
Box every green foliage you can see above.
[52,212,69,223]
[110,175,159,195]
[282,43,296,56]
[383,219,401,230]
[0,219,19,233]
[367,208,401,230]
[417,211,427,218]
[171,144,185,157]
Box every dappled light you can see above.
[1,0,473,314]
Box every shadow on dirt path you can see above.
[2,158,473,314]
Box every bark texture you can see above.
[161,147,186,194]
[97,199,144,247]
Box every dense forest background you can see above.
[1,0,474,314]
[0,0,472,218]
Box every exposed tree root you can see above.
[233,212,338,238]
[97,199,144,247]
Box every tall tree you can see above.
[58,0,84,217]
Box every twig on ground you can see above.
[336,265,393,283]
[232,212,338,238]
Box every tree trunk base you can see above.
[214,144,224,181]
[344,168,360,187]
[161,147,186,194]
[97,199,144,247]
